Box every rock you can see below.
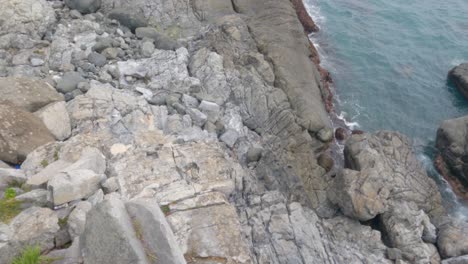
[442,255,468,264]
[437,220,468,258]
[135,27,180,50]
[182,94,199,108]
[0,0,56,41]
[0,161,9,169]
[92,38,113,53]
[64,147,107,175]
[448,63,468,99]
[0,103,55,164]
[101,47,119,59]
[199,100,221,123]
[80,197,150,263]
[126,198,186,264]
[317,153,334,173]
[0,168,26,188]
[47,169,104,206]
[65,0,102,14]
[246,147,263,163]
[26,160,72,189]
[69,9,83,19]
[290,0,319,33]
[108,9,147,32]
[4,207,59,263]
[15,189,49,208]
[102,177,119,193]
[30,58,45,67]
[0,77,63,112]
[140,41,155,57]
[87,52,107,67]
[220,129,239,148]
[317,127,333,142]
[335,127,348,141]
[186,108,207,127]
[436,115,468,187]
[34,101,72,141]
[56,72,86,94]
[68,201,92,238]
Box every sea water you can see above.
[305,0,468,218]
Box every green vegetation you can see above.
[4,188,16,200]
[40,160,49,168]
[160,205,170,216]
[58,217,68,228]
[11,245,57,264]
[53,148,60,161]
[0,188,21,223]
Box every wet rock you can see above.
[335,127,348,141]
[0,103,55,164]
[34,101,72,141]
[65,0,102,15]
[448,63,468,99]
[290,0,319,33]
[0,77,64,112]
[108,9,147,32]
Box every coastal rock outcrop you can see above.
[436,115,468,189]
[448,63,468,99]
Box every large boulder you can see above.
[448,63,468,99]
[47,169,104,206]
[65,0,101,14]
[437,220,468,258]
[0,103,55,164]
[80,197,150,264]
[34,101,72,141]
[436,115,468,187]
[0,0,56,40]
[0,77,64,112]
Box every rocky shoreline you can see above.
[0,0,467,263]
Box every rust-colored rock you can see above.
[290,0,319,33]
[435,155,468,200]
[335,127,348,141]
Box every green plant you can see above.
[4,188,16,200]
[160,205,170,216]
[0,198,21,223]
[53,148,60,161]
[40,160,48,168]
[58,217,68,228]
[11,245,57,264]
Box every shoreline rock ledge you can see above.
[0,0,467,264]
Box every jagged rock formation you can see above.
[448,63,468,99]
[0,0,467,264]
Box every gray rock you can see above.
[101,47,119,59]
[2,207,59,263]
[47,170,104,206]
[246,147,262,163]
[56,72,86,94]
[126,198,186,264]
[437,220,468,258]
[15,189,49,208]
[0,103,55,164]
[220,129,239,148]
[68,201,92,238]
[102,177,119,193]
[108,9,147,32]
[92,38,113,53]
[80,197,149,263]
[140,41,155,57]
[69,9,83,19]
[448,63,468,99]
[0,0,56,41]
[135,27,180,50]
[65,0,102,14]
[442,255,468,264]
[436,115,468,187]
[187,108,208,127]
[182,94,199,108]
[88,52,107,67]
[34,101,72,141]
[199,100,221,123]
[0,168,26,187]
[26,160,73,189]
[30,58,45,67]
[317,127,333,142]
[0,77,64,112]
[87,189,104,206]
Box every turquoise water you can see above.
[305,0,468,217]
